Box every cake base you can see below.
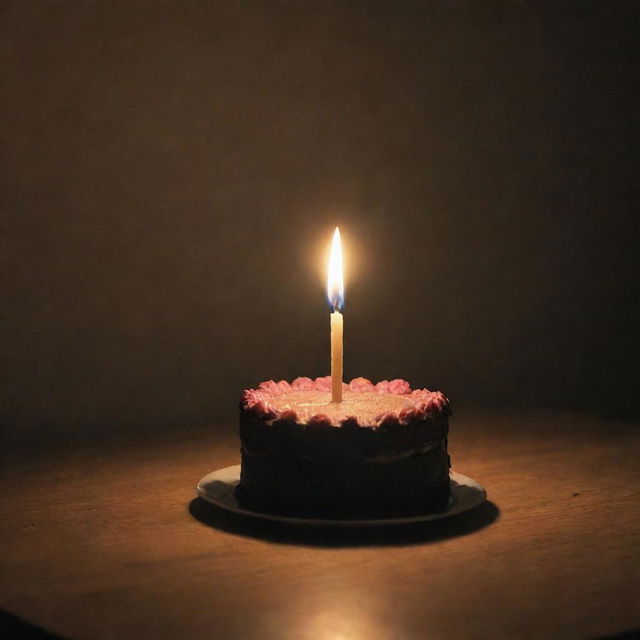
[236,407,451,519]
[238,378,453,520]
[196,465,487,526]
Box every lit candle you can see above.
[327,227,344,402]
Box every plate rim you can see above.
[195,465,486,527]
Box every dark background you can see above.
[1,1,638,437]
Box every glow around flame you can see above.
[327,227,344,311]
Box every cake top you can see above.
[241,377,449,428]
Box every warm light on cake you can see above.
[327,227,344,403]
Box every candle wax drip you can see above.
[270,391,412,425]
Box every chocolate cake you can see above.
[235,376,451,519]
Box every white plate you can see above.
[196,465,486,527]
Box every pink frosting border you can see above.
[241,377,449,427]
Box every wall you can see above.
[2,1,637,434]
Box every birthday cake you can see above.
[236,377,451,519]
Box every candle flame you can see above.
[327,227,344,311]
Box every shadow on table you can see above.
[188,497,499,547]
[0,610,69,639]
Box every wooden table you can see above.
[2,409,639,640]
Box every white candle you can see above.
[331,309,343,402]
[327,227,344,403]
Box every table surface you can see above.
[2,408,639,640]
